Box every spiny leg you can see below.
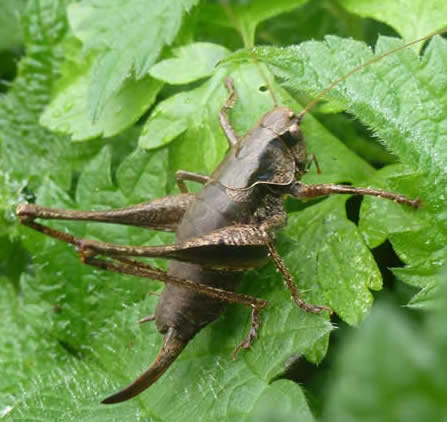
[23,222,267,270]
[262,232,332,314]
[17,193,196,232]
[81,254,268,310]
[80,254,269,357]
[219,77,239,147]
[289,182,420,208]
[19,217,269,354]
[19,218,266,300]
[19,214,279,356]
[175,170,210,193]
[307,153,321,174]
[138,315,155,324]
[138,292,160,324]
[232,307,262,359]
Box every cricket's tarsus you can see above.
[16,19,441,404]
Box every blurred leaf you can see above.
[323,287,447,421]
[150,42,230,84]
[0,0,72,203]
[199,0,310,47]
[256,0,391,47]
[337,0,447,42]
[0,276,68,412]
[0,0,26,50]
[68,0,199,122]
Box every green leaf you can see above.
[336,0,447,41]
[0,0,72,195]
[150,42,230,84]
[284,197,382,325]
[200,0,310,47]
[359,165,447,309]
[0,0,26,50]
[140,64,282,174]
[7,2,447,420]
[40,43,163,141]
[323,292,447,422]
[0,276,68,412]
[68,0,199,121]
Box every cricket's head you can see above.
[258,106,309,177]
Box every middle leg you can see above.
[175,170,210,193]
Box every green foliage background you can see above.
[1,0,447,420]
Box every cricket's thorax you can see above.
[212,106,302,190]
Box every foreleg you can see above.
[289,182,420,208]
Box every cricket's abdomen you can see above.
[155,181,256,341]
[155,262,242,341]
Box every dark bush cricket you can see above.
[16,28,446,403]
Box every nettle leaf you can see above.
[68,0,199,122]
[40,41,163,141]
[336,0,447,41]
[0,276,69,414]
[283,196,382,326]
[359,165,447,309]
[0,0,72,215]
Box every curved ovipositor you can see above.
[101,327,186,404]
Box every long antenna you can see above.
[297,27,447,119]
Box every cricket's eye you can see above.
[282,122,302,147]
[289,122,301,138]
